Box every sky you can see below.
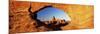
[37,7,71,21]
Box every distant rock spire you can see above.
[52,16,56,21]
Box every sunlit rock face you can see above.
[37,7,71,22]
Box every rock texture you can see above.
[9,1,94,34]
